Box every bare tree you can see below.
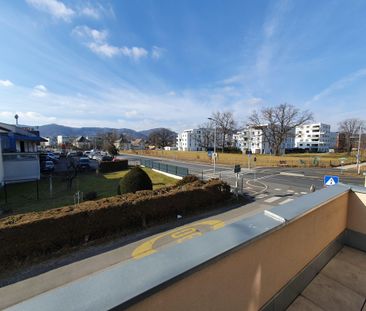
[338,118,365,153]
[195,121,215,150]
[211,111,237,152]
[249,103,313,156]
[148,128,176,148]
[97,131,119,155]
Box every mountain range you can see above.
[38,124,176,140]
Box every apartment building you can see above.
[57,135,70,146]
[295,123,332,152]
[177,129,207,151]
[233,126,295,154]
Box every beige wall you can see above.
[347,191,366,235]
[127,193,349,311]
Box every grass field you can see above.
[124,150,366,168]
[0,168,177,215]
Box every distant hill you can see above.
[38,124,176,140]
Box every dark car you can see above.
[77,157,91,170]
[100,155,113,162]
[41,160,54,172]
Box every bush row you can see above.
[0,179,231,267]
[98,160,128,173]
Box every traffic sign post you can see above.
[324,175,339,186]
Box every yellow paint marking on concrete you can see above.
[132,219,225,260]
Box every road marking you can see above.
[132,219,225,259]
[301,192,307,195]
[256,194,268,199]
[287,190,295,193]
[274,188,282,191]
[279,198,294,205]
[279,172,305,177]
[295,192,299,195]
[264,196,281,203]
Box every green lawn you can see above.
[0,168,177,215]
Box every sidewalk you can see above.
[334,162,366,170]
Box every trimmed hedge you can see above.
[119,167,153,194]
[0,179,231,267]
[99,160,128,173]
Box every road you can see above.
[119,153,363,205]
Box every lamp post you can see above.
[357,125,362,175]
[208,117,217,174]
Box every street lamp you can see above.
[208,117,217,174]
[357,125,363,175]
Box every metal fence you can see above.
[140,159,189,177]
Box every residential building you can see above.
[40,136,56,148]
[177,128,225,151]
[0,122,45,185]
[233,126,295,154]
[73,136,91,150]
[114,137,130,150]
[295,123,332,152]
[57,135,70,146]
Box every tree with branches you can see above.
[148,128,176,148]
[210,111,236,152]
[195,120,215,150]
[338,118,365,154]
[249,103,313,156]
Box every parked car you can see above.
[67,151,78,158]
[77,157,91,170]
[41,160,54,172]
[100,155,113,162]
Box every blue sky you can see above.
[0,0,365,131]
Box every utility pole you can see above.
[208,117,217,174]
[357,125,362,175]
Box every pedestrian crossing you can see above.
[254,187,309,206]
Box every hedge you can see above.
[99,160,128,173]
[0,179,231,267]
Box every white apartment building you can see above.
[295,123,332,152]
[233,126,295,154]
[177,129,207,151]
[57,135,70,146]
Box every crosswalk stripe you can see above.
[279,198,294,205]
[274,188,281,191]
[301,192,307,195]
[264,196,281,203]
[287,190,295,193]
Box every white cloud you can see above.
[151,46,165,60]
[88,42,121,58]
[120,47,148,60]
[72,26,148,60]
[26,0,75,21]
[72,26,107,43]
[0,80,14,87]
[80,6,100,19]
[32,84,48,97]
[306,68,366,105]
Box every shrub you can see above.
[119,167,153,194]
[99,160,128,173]
[176,175,199,187]
[84,191,97,201]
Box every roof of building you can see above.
[75,136,91,143]
[0,122,46,142]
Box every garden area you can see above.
[0,167,177,215]
[124,150,366,168]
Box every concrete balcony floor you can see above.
[288,247,366,311]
